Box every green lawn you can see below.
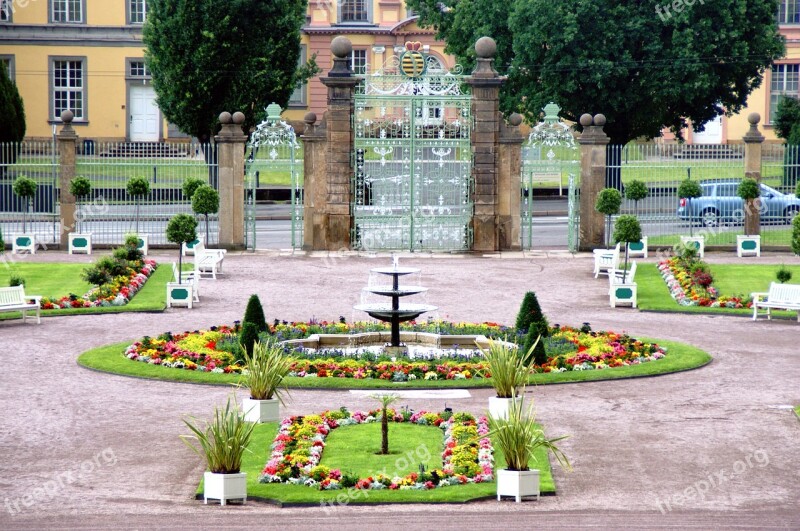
[637,263,800,317]
[795,405,800,420]
[78,337,710,388]
[0,261,169,318]
[648,228,794,247]
[197,419,557,504]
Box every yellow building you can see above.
[0,0,447,142]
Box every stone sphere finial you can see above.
[60,110,74,123]
[232,111,245,125]
[304,112,317,125]
[475,37,497,59]
[218,111,232,124]
[508,113,523,127]
[331,36,353,59]
[593,114,607,126]
[579,114,593,127]
[748,112,761,125]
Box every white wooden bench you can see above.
[0,285,42,324]
[172,262,200,302]
[751,282,800,322]
[193,241,227,280]
[593,243,620,278]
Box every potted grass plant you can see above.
[491,391,571,503]
[479,339,536,420]
[241,339,292,423]
[181,396,255,505]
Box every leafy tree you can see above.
[166,213,198,283]
[0,61,25,178]
[595,188,622,248]
[613,215,642,283]
[69,177,92,233]
[182,177,205,201]
[191,185,219,245]
[737,178,761,236]
[243,294,268,333]
[678,179,703,236]
[774,96,800,188]
[12,175,37,232]
[143,0,316,143]
[126,177,151,233]
[625,180,649,216]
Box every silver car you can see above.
[676,180,800,227]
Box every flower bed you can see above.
[124,321,667,377]
[259,409,493,491]
[657,257,748,308]
[40,258,157,309]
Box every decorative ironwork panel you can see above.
[352,56,472,251]
[567,174,580,253]
[245,103,303,250]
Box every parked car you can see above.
[677,181,800,227]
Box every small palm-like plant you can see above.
[489,391,571,472]
[479,339,534,399]
[241,339,291,402]
[370,393,399,455]
[181,396,255,474]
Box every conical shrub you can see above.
[243,294,268,333]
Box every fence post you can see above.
[57,110,78,248]
[577,113,609,251]
[301,112,327,250]
[497,113,523,250]
[215,111,247,249]
[743,112,764,236]
[319,37,359,250]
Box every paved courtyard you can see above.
[0,250,798,530]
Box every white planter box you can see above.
[680,236,704,258]
[610,282,637,308]
[203,471,247,506]
[243,397,280,423]
[488,395,524,421]
[166,282,193,308]
[627,237,648,258]
[736,235,761,257]
[497,468,540,502]
[68,233,92,255]
[12,234,36,254]
[137,235,148,256]
[182,237,204,257]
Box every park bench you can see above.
[593,243,620,278]
[193,241,227,280]
[0,285,42,324]
[751,282,800,322]
[171,262,200,303]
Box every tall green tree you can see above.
[0,61,26,178]
[408,0,784,146]
[143,0,315,143]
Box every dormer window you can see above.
[340,0,370,23]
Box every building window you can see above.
[351,49,368,75]
[51,0,84,23]
[340,0,370,23]
[1,0,12,22]
[770,64,799,123]
[288,46,308,107]
[128,0,147,24]
[51,58,86,120]
[129,60,151,78]
[777,0,800,24]
[0,56,13,80]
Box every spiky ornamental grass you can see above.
[181,396,255,474]
[242,339,292,401]
[479,339,533,398]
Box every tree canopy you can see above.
[143,0,315,141]
[407,0,785,144]
[0,61,26,176]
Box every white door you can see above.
[129,85,160,141]
[693,115,722,144]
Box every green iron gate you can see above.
[245,103,303,250]
[521,102,580,252]
[352,53,472,251]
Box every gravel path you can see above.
[0,250,798,530]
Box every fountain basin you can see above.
[362,285,428,297]
[282,332,513,357]
[369,266,421,275]
[353,303,438,322]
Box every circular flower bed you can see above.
[259,409,493,491]
[124,320,667,378]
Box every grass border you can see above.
[794,406,800,421]
[77,337,712,390]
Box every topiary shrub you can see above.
[678,179,703,236]
[596,188,623,248]
[738,178,761,236]
[243,294,268,333]
[165,213,198,284]
[13,175,37,233]
[522,323,548,367]
[191,185,219,245]
[625,179,649,216]
[515,291,549,335]
[126,176,151,234]
[0,61,25,178]
[122,233,145,262]
[69,176,92,232]
[239,321,259,357]
[182,177,206,200]
[613,214,642,283]
[776,265,793,284]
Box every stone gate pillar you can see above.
[467,37,504,252]
[57,110,78,248]
[497,113,524,250]
[578,113,609,251]
[301,112,328,250]
[319,37,359,250]
[743,113,765,236]
[215,111,247,249]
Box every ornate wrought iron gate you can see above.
[352,54,472,251]
[245,103,303,250]
[521,103,580,251]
